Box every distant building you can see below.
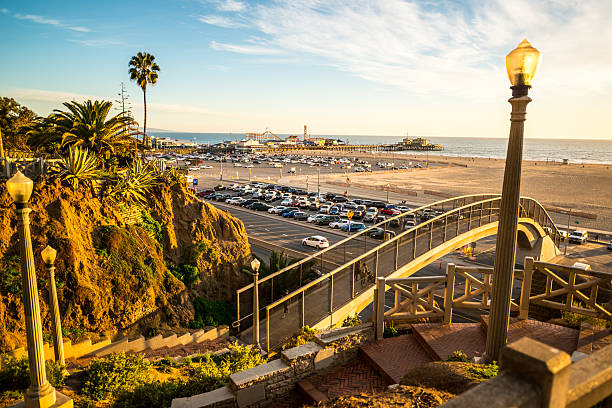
[150,136,198,149]
[236,138,266,153]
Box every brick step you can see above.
[412,322,486,361]
[296,379,328,404]
[359,333,433,384]
[480,316,579,355]
[577,322,612,355]
[295,357,389,403]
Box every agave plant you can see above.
[56,146,100,189]
[107,160,155,204]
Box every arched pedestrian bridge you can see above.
[234,194,564,351]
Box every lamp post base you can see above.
[12,390,73,408]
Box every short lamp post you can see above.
[6,171,72,408]
[484,39,541,362]
[41,245,66,368]
[386,183,391,203]
[250,258,261,348]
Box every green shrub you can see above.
[281,326,320,350]
[0,256,22,295]
[0,356,67,391]
[153,358,178,374]
[467,361,499,379]
[0,355,29,390]
[383,325,399,338]
[190,242,218,264]
[112,343,266,408]
[188,297,235,328]
[81,353,151,401]
[341,315,362,327]
[139,211,163,245]
[562,302,609,328]
[446,350,472,363]
[168,264,199,287]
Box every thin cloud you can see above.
[216,0,246,12]
[210,40,283,55]
[198,15,245,28]
[0,8,10,14]
[206,0,612,98]
[13,12,91,32]
[68,39,122,47]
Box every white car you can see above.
[188,166,199,171]
[269,206,287,214]
[302,235,330,249]
[307,214,325,223]
[569,230,588,244]
[319,205,331,214]
[330,220,350,229]
[201,165,213,169]
[280,198,293,206]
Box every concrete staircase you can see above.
[296,317,605,403]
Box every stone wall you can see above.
[170,323,375,408]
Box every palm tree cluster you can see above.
[27,100,135,160]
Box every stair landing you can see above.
[360,334,433,383]
[577,323,612,355]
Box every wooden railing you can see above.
[374,257,612,339]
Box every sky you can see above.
[0,0,611,139]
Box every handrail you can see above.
[237,193,499,293]
[265,197,502,310]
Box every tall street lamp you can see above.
[250,258,261,349]
[6,171,72,408]
[41,245,66,369]
[484,39,541,362]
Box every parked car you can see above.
[569,230,588,244]
[329,207,340,215]
[316,215,340,226]
[319,205,331,214]
[308,214,325,223]
[368,227,396,240]
[363,214,377,223]
[293,211,308,221]
[381,205,398,215]
[302,235,330,249]
[607,240,612,250]
[269,206,287,214]
[371,201,386,209]
[341,222,366,232]
[330,219,350,229]
[281,209,299,218]
[252,202,272,211]
[333,196,348,203]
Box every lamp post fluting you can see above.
[6,171,57,408]
[42,245,66,368]
[484,39,541,362]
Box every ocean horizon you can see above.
[148,132,612,165]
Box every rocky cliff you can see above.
[0,177,250,351]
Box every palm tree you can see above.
[128,51,160,150]
[28,100,132,158]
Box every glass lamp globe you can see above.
[41,245,57,265]
[6,171,34,204]
[506,39,541,86]
[250,258,261,273]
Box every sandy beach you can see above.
[274,150,612,233]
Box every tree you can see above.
[128,52,160,151]
[28,100,133,159]
[0,97,38,151]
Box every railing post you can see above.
[375,250,379,279]
[519,257,534,319]
[394,288,400,310]
[351,263,355,298]
[501,337,571,408]
[376,277,385,340]
[394,239,399,270]
[301,290,305,328]
[266,307,270,353]
[468,205,472,229]
[479,202,484,226]
[566,270,576,312]
[236,291,240,332]
[428,224,433,250]
[253,272,259,347]
[413,230,417,259]
[443,215,447,241]
[444,263,456,324]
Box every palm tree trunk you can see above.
[143,87,147,161]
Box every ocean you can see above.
[148,132,612,165]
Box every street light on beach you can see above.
[484,39,541,362]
